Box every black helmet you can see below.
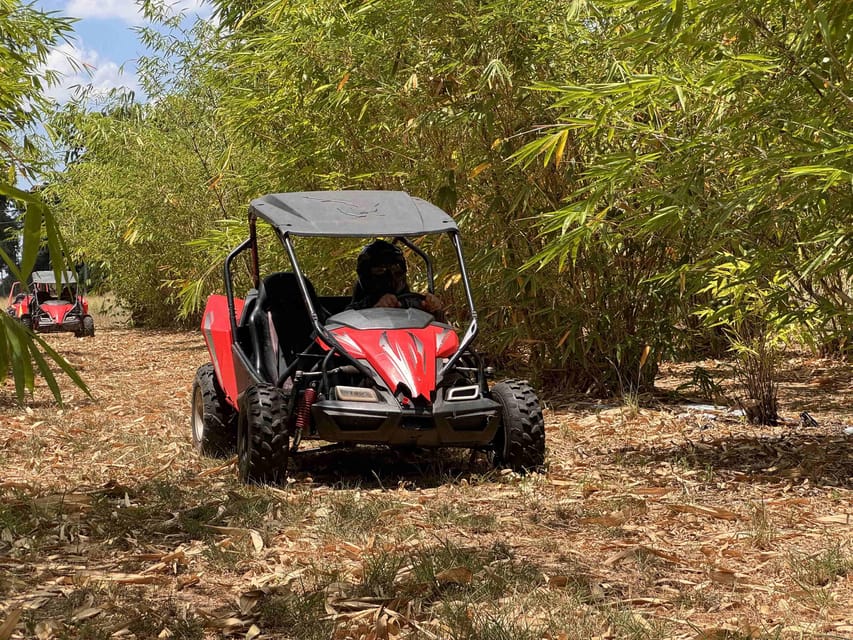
[356,239,407,296]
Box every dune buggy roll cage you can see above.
[29,270,84,304]
[221,191,481,386]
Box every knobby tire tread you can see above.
[239,384,289,485]
[193,363,237,457]
[491,378,545,472]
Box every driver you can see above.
[348,239,444,318]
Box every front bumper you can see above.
[311,390,500,447]
[35,314,82,333]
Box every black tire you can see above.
[191,363,238,457]
[81,315,95,337]
[237,384,289,485]
[489,379,545,473]
[21,315,32,331]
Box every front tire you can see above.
[237,384,290,485]
[489,379,545,473]
[191,363,237,457]
[21,315,32,331]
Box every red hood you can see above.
[329,325,459,401]
[40,301,76,322]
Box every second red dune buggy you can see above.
[192,191,545,484]
[5,281,26,318]
[9,271,94,337]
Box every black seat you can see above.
[248,272,326,382]
[349,280,365,308]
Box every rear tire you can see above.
[191,363,237,457]
[81,315,95,337]
[489,379,545,473]
[237,384,289,485]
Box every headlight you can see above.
[334,386,379,402]
[446,385,480,401]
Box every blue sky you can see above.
[34,0,214,103]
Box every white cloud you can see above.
[63,0,213,25]
[65,0,145,24]
[40,42,140,104]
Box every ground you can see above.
[0,325,850,640]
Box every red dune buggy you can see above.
[5,281,26,319]
[192,191,545,484]
[9,271,94,337]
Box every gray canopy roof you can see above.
[31,271,76,285]
[249,191,458,237]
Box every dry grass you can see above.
[85,293,131,329]
[0,329,850,639]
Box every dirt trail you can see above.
[0,329,850,639]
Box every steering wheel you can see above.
[396,292,426,310]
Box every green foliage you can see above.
[696,259,788,423]
[45,0,852,394]
[46,13,268,326]
[0,0,73,144]
[200,0,620,381]
[676,366,728,404]
[517,0,852,369]
[51,0,592,357]
[0,1,87,403]
[47,96,236,326]
[0,196,22,292]
[0,307,88,404]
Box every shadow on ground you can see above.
[289,444,496,489]
[617,432,852,488]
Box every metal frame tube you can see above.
[224,237,253,339]
[439,231,479,376]
[281,233,377,385]
[249,214,260,289]
[397,236,434,293]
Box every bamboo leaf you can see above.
[554,129,568,168]
[19,204,44,278]
[469,162,491,178]
[28,340,63,406]
[3,316,34,403]
[31,332,91,401]
[639,345,651,368]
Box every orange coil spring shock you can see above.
[295,387,317,432]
